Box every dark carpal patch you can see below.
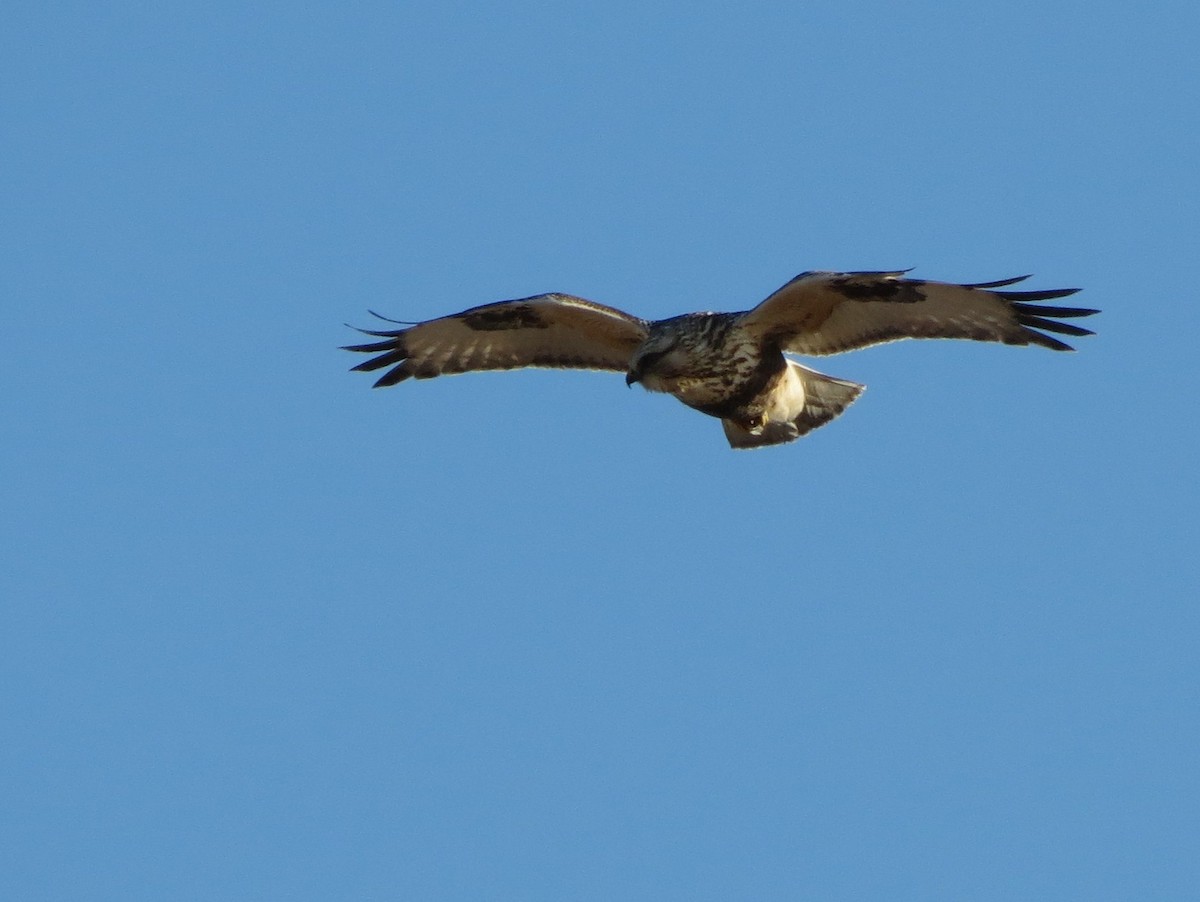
[462,305,548,331]
[831,277,927,303]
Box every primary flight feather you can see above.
[344,269,1097,449]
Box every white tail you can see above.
[722,362,865,449]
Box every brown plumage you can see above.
[344,269,1097,449]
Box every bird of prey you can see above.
[344,269,1096,449]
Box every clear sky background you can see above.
[3,1,1198,899]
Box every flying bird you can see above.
[344,269,1097,449]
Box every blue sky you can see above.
[3,1,1198,899]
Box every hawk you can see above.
[344,269,1097,449]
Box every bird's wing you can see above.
[738,270,1098,355]
[344,293,649,387]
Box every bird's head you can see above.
[626,329,685,391]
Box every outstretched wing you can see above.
[344,293,649,387]
[739,270,1098,355]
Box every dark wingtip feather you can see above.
[1018,315,1096,338]
[350,348,408,373]
[1007,290,1098,351]
[1027,332,1077,352]
[344,318,411,384]
[342,339,405,353]
[1010,302,1100,319]
[347,325,408,338]
[966,274,1033,289]
[368,309,418,326]
[342,311,414,339]
[997,287,1083,302]
[372,366,411,388]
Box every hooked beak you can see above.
[625,368,641,387]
